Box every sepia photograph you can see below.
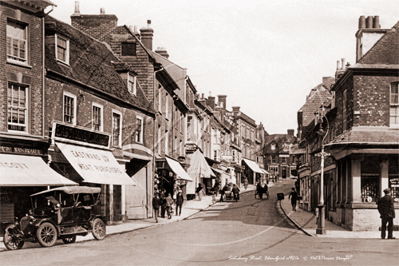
[0,0,398,265]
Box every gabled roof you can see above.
[298,77,334,128]
[357,22,399,65]
[45,16,155,115]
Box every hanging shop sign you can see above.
[391,178,399,188]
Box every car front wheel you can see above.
[92,218,106,240]
[3,224,24,250]
[61,235,77,244]
[36,222,57,247]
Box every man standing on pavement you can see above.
[377,188,396,239]
[175,189,184,216]
[288,187,298,211]
[152,193,161,223]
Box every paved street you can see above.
[1,179,398,266]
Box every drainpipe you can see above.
[152,67,163,218]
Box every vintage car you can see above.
[3,186,106,250]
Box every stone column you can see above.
[352,159,362,202]
[380,160,389,196]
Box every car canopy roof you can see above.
[30,186,101,197]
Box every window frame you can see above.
[55,34,70,65]
[128,74,137,95]
[92,103,103,132]
[135,116,143,143]
[112,110,122,147]
[7,82,29,133]
[63,92,77,125]
[390,82,399,128]
[7,19,29,65]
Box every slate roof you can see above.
[298,77,334,129]
[326,127,399,146]
[357,22,399,65]
[44,16,155,115]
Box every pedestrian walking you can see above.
[220,183,228,202]
[243,176,248,190]
[377,188,396,239]
[165,193,174,219]
[175,189,184,216]
[196,184,203,201]
[160,188,167,218]
[256,181,263,199]
[288,187,298,211]
[152,193,161,223]
[264,182,269,200]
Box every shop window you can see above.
[7,20,27,64]
[135,117,143,143]
[7,83,28,132]
[63,93,76,125]
[55,34,69,64]
[112,112,121,147]
[389,157,399,201]
[361,159,380,202]
[92,104,103,131]
[390,82,399,127]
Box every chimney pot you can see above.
[100,7,105,14]
[373,16,380,28]
[147,20,151,28]
[358,16,366,29]
[341,58,346,70]
[336,60,340,70]
[74,1,80,14]
[366,16,373,28]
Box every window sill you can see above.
[7,59,32,69]
[56,59,70,67]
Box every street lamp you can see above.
[314,109,330,235]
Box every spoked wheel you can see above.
[92,218,106,240]
[36,222,57,247]
[61,235,77,244]
[3,224,24,250]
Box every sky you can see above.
[49,0,399,135]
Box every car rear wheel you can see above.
[92,218,106,240]
[36,222,57,247]
[61,235,77,244]
[3,224,24,250]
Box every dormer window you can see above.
[55,34,69,64]
[128,74,136,95]
[121,42,136,56]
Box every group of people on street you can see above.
[152,187,184,223]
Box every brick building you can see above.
[0,0,76,232]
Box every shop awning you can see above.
[56,143,136,186]
[242,159,264,174]
[211,168,230,178]
[0,154,77,186]
[165,157,193,181]
[261,169,269,175]
[187,149,216,179]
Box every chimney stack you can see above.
[217,95,227,110]
[287,129,294,137]
[140,20,154,51]
[100,8,105,14]
[155,47,169,59]
[356,15,387,62]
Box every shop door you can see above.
[126,167,148,219]
[282,167,287,179]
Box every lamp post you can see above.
[314,109,330,235]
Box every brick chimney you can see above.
[140,20,154,51]
[206,96,215,110]
[356,15,388,62]
[155,47,169,59]
[70,2,118,41]
[287,129,294,137]
[217,95,227,109]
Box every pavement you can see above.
[279,194,391,239]
[0,184,259,251]
[2,180,391,251]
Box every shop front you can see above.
[49,122,136,224]
[242,159,264,184]
[186,149,215,197]
[156,156,192,199]
[0,139,77,235]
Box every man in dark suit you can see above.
[377,188,396,239]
